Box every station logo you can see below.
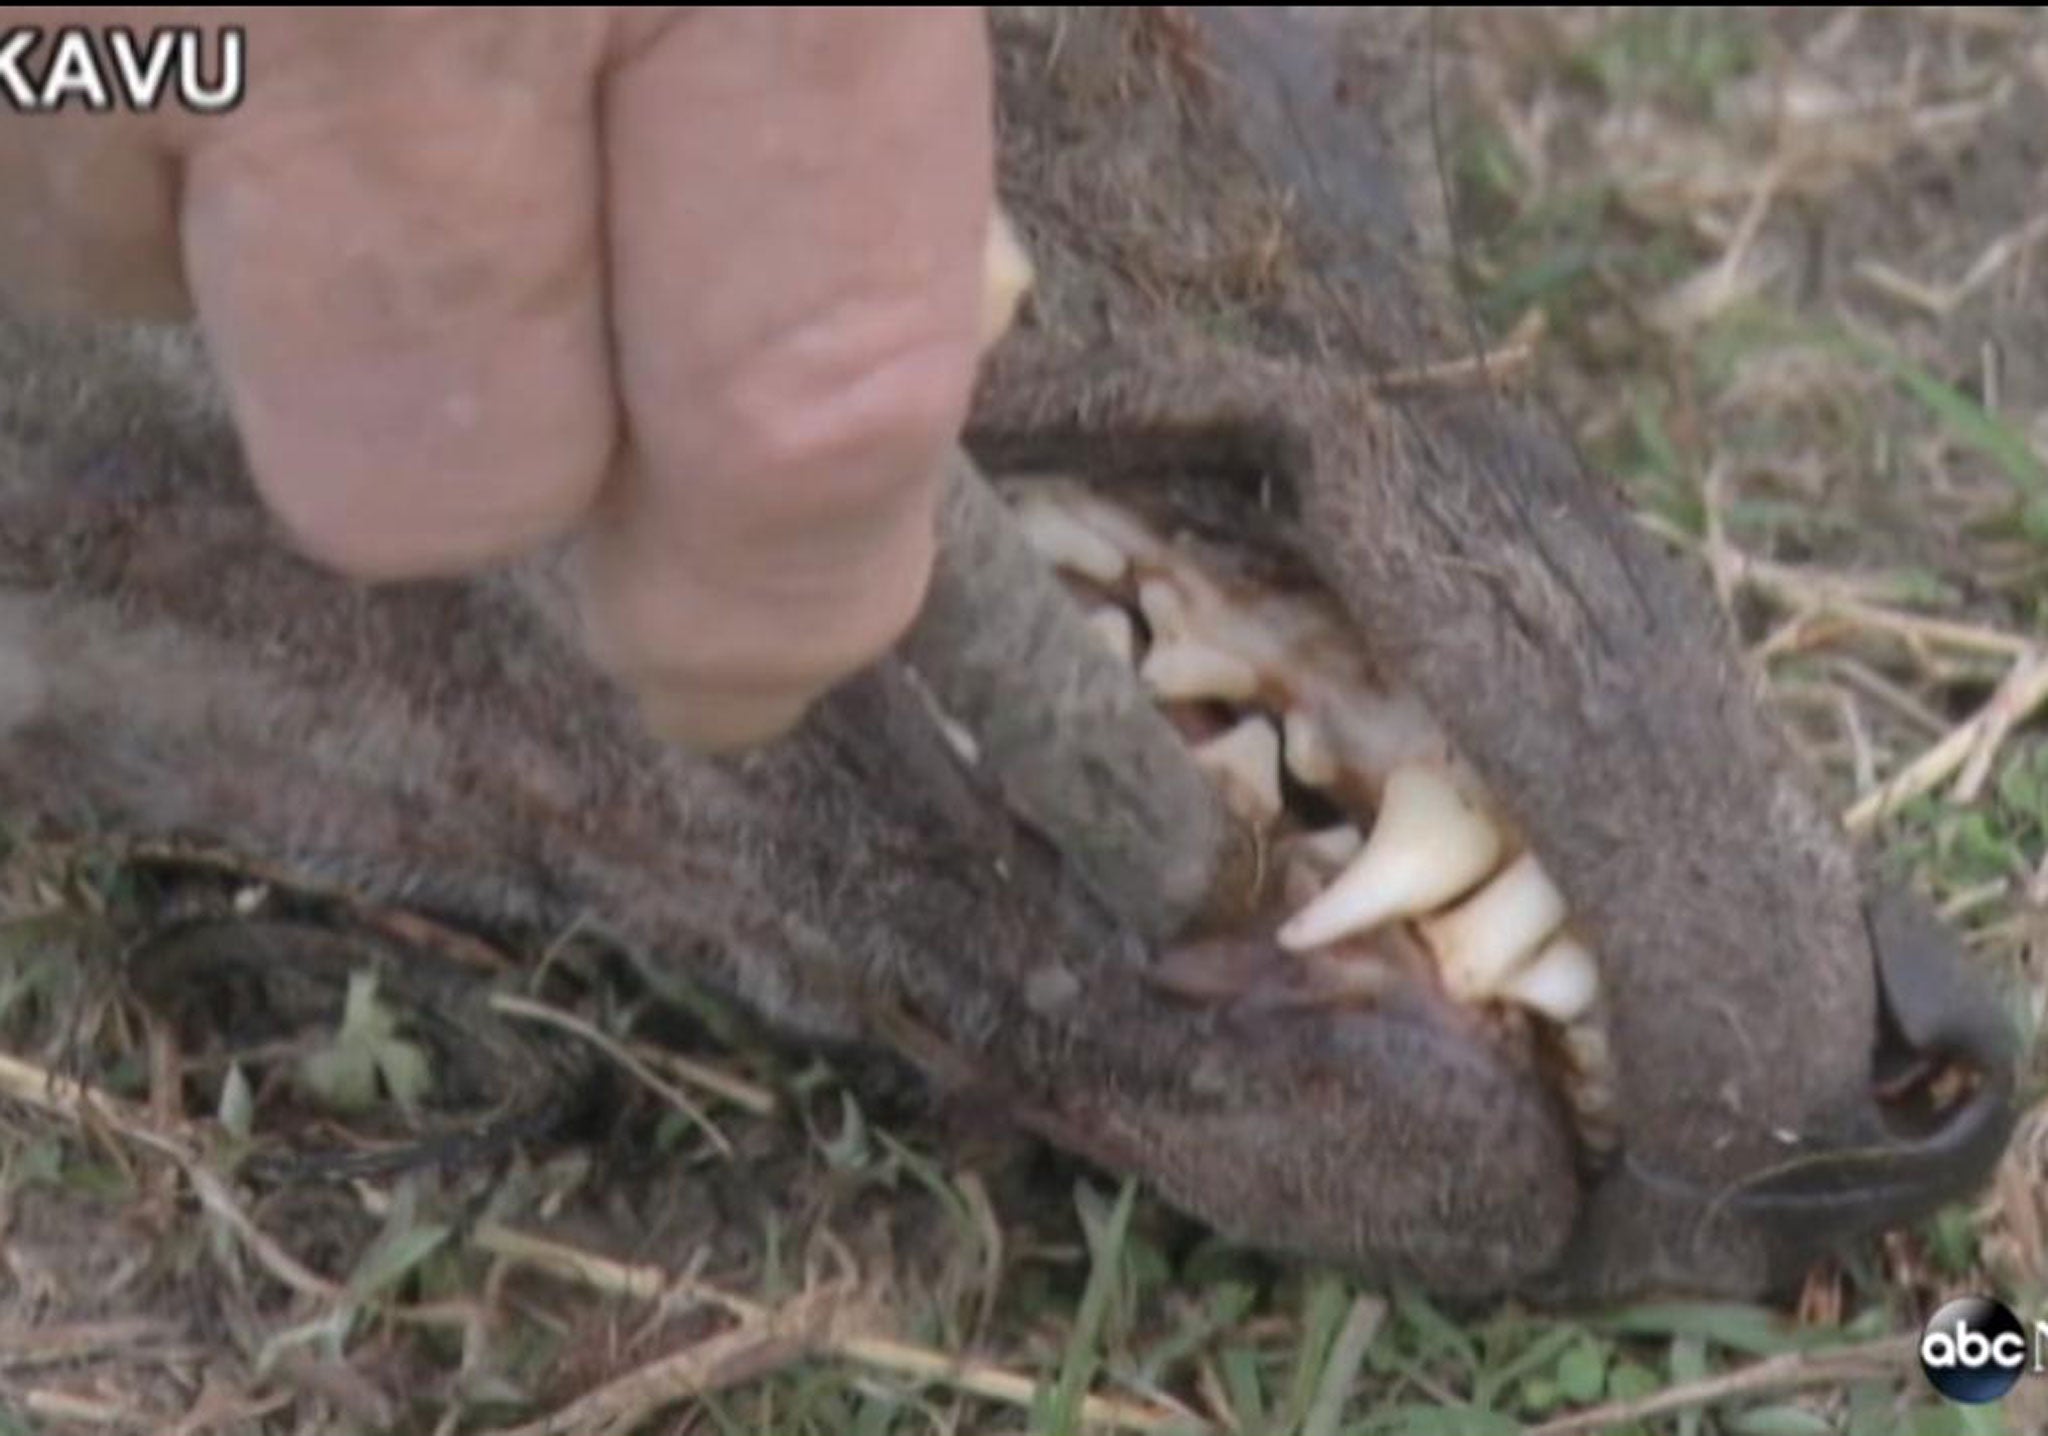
[0,26,244,115]
[1919,1296,2029,1405]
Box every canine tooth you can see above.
[1012,500,1128,585]
[1282,708,1340,787]
[1277,762,1502,951]
[1085,606,1138,665]
[1139,641,1261,702]
[1500,936,1599,1022]
[1420,854,1568,1002]
[1194,715,1283,824]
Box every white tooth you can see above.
[1500,936,1599,1022]
[1277,762,1502,951]
[1138,641,1261,701]
[1137,579,1190,640]
[1282,708,1340,787]
[1420,854,1568,1002]
[1194,715,1283,824]
[1012,499,1128,585]
[1086,607,1137,665]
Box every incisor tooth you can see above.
[1500,936,1599,1022]
[1139,641,1261,702]
[1420,853,1568,1002]
[1013,500,1129,585]
[1282,708,1340,787]
[1194,715,1283,824]
[1086,607,1137,665]
[1277,762,1502,951]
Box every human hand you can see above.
[0,8,995,749]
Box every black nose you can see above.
[1534,891,2021,1303]
[1709,891,2019,1244]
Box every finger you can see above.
[175,12,618,579]
[580,8,994,749]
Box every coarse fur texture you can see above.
[0,7,2017,1300]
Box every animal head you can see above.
[0,6,2015,1303]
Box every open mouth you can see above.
[951,132,2015,1286]
[998,474,1621,1157]
[991,466,2015,1235]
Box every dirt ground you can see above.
[5,9,2048,1435]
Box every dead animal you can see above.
[0,8,2019,1301]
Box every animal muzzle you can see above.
[953,4,2022,1296]
[983,459,2017,1300]
[1538,891,2017,1301]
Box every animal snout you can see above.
[1720,891,2019,1245]
[1539,889,2019,1302]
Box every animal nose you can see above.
[1542,889,2019,1302]
[1712,891,2019,1245]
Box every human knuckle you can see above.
[725,318,977,513]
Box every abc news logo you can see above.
[1920,1297,2047,1405]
